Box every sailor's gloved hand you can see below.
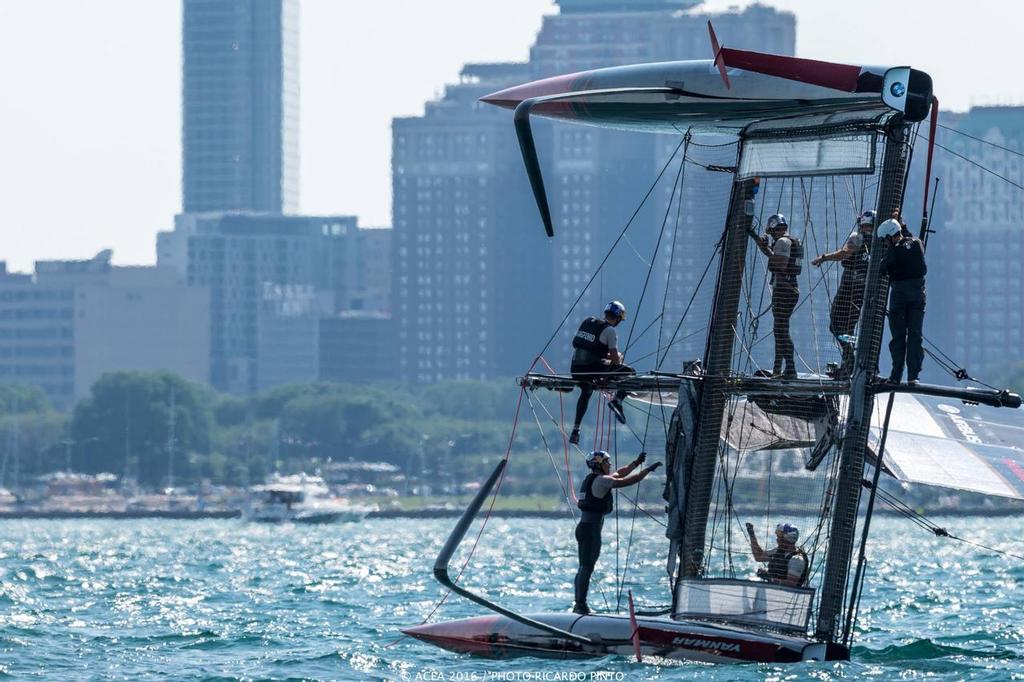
[635,452,647,465]
[745,522,756,536]
[756,568,769,580]
[812,255,824,267]
[644,462,662,474]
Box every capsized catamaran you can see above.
[404,25,1024,664]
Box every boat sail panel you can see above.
[673,579,815,634]
[869,393,1024,500]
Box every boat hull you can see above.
[403,612,847,664]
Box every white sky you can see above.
[0,0,1020,272]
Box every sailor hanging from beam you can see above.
[812,210,877,378]
[878,211,928,386]
[573,450,661,615]
[568,301,636,445]
[754,214,802,378]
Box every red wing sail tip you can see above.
[707,21,731,89]
[719,48,864,92]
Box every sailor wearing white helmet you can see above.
[573,449,661,614]
[745,521,809,587]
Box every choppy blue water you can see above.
[0,516,1021,680]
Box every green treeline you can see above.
[2,371,636,492]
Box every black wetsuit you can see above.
[571,317,634,428]
[882,237,927,382]
[574,472,613,609]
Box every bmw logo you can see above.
[890,82,906,97]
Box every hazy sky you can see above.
[0,0,1020,272]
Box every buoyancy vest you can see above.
[886,237,928,281]
[577,472,613,517]
[767,546,809,585]
[572,317,611,357]
[785,237,804,277]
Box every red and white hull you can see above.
[404,612,847,664]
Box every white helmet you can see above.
[586,450,610,470]
[876,218,902,239]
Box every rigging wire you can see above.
[535,136,688,360]
[922,133,1024,193]
[936,122,1024,160]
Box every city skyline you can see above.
[1,0,1023,273]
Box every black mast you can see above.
[815,119,912,642]
[677,174,756,579]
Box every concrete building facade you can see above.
[0,253,210,410]
[158,213,391,393]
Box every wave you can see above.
[854,638,1021,662]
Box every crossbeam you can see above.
[517,372,1022,410]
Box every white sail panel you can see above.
[870,393,1024,500]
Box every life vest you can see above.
[572,317,611,357]
[577,472,613,517]
[785,236,804,277]
[767,546,809,586]
[887,237,928,281]
[841,232,870,273]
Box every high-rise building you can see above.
[392,1,795,383]
[923,107,1024,382]
[182,0,299,213]
[0,253,210,410]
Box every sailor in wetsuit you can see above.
[812,210,877,377]
[568,301,635,445]
[573,450,661,614]
[878,216,928,385]
[745,521,809,587]
[754,214,802,378]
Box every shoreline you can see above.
[0,507,1021,520]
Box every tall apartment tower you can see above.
[393,1,794,383]
[925,107,1024,382]
[182,0,299,213]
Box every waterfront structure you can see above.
[392,1,795,383]
[0,253,209,410]
[182,0,299,213]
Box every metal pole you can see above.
[678,174,755,579]
[841,392,895,646]
[815,120,911,642]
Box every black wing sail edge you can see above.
[513,87,685,237]
[432,458,594,645]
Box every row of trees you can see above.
[1,371,581,490]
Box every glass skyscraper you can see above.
[182,0,299,213]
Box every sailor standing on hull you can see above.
[568,301,635,445]
[754,214,802,378]
[573,450,660,615]
[812,210,876,377]
[878,216,928,385]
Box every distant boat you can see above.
[245,473,375,524]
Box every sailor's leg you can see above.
[905,289,926,382]
[572,382,594,429]
[887,290,909,383]
[773,284,798,375]
[609,363,636,403]
[574,522,602,607]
